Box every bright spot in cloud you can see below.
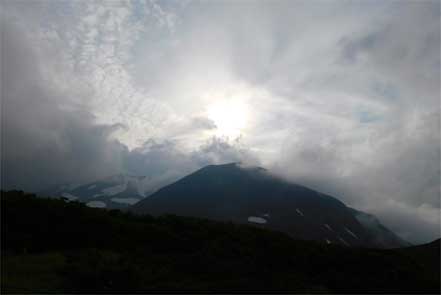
[207,99,250,139]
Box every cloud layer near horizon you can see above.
[1,0,439,244]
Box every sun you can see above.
[206,99,249,139]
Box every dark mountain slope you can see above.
[1,190,439,293]
[131,163,407,248]
[349,207,412,248]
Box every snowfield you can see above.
[338,237,350,246]
[248,216,267,224]
[111,198,140,205]
[86,201,107,208]
[101,183,127,196]
[324,224,333,231]
[345,227,359,239]
[61,193,78,201]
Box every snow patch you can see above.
[88,184,97,190]
[111,198,140,205]
[263,213,270,217]
[344,227,359,239]
[323,224,333,231]
[248,216,267,224]
[296,208,304,216]
[86,201,107,208]
[338,236,350,246]
[101,183,127,196]
[61,193,78,201]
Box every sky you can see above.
[1,0,440,244]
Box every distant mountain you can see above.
[131,163,409,249]
[41,174,153,209]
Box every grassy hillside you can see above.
[1,190,439,293]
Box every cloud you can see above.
[1,16,127,191]
[0,15,252,190]
[374,200,440,244]
[258,2,440,243]
[0,14,253,193]
[123,136,258,193]
[1,1,439,243]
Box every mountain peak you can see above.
[131,164,408,249]
[202,162,268,175]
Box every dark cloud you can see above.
[1,18,126,191]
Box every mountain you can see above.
[348,207,412,248]
[1,191,439,293]
[131,163,409,248]
[41,174,152,209]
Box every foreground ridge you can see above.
[2,190,439,293]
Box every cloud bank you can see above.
[1,1,439,244]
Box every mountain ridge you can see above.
[131,163,409,249]
[1,190,438,293]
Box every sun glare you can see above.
[207,99,249,139]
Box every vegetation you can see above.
[1,190,439,293]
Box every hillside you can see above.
[131,163,408,248]
[1,190,439,294]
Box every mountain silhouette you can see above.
[131,163,408,248]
